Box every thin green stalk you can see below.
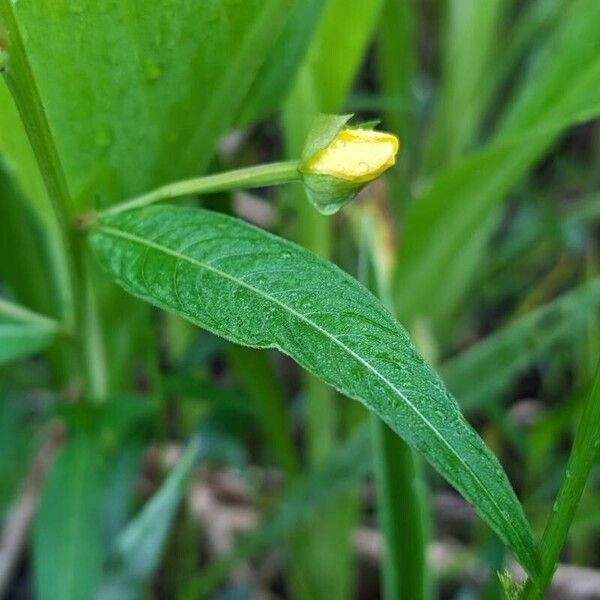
[283,63,356,600]
[0,1,108,399]
[99,160,301,219]
[522,360,600,599]
[283,73,335,468]
[360,218,429,600]
[371,418,428,599]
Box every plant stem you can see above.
[521,360,600,599]
[0,1,108,400]
[371,418,428,599]
[99,160,301,218]
[359,218,429,600]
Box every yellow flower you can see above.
[303,128,399,183]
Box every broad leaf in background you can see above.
[0,81,53,226]
[0,86,72,321]
[0,0,291,212]
[34,435,104,600]
[394,0,600,330]
[0,298,57,365]
[90,205,540,578]
[99,438,199,600]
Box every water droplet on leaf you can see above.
[144,60,162,82]
[95,124,113,148]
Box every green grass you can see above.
[0,0,599,598]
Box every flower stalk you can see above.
[93,114,399,222]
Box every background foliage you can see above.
[0,0,599,598]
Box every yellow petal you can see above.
[304,128,399,183]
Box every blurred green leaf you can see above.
[240,0,326,124]
[394,0,600,329]
[99,439,198,600]
[102,443,145,550]
[34,435,104,600]
[227,346,298,475]
[375,0,416,142]
[0,80,53,225]
[184,425,373,597]
[421,0,507,173]
[443,279,600,410]
[0,298,57,365]
[99,438,199,600]
[90,204,539,577]
[0,390,37,511]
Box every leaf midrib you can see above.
[95,223,528,555]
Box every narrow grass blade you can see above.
[394,0,600,328]
[0,297,58,365]
[34,435,104,600]
[99,438,199,600]
[442,279,600,410]
[421,0,507,173]
[240,0,326,124]
[375,0,415,142]
[90,205,540,578]
[522,361,600,599]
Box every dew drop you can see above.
[95,124,113,149]
[317,203,340,216]
[280,250,292,259]
[144,60,162,82]
[357,161,370,174]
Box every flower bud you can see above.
[299,114,399,215]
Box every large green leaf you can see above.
[89,204,540,577]
[0,80,53,226]
[0,298,57,365]
[34,435,104,600]
[0,0,291,212]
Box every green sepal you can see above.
[348,119,381,130]
[299,113,365,215]
[301,172,364,215]
[300,113,353,164]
